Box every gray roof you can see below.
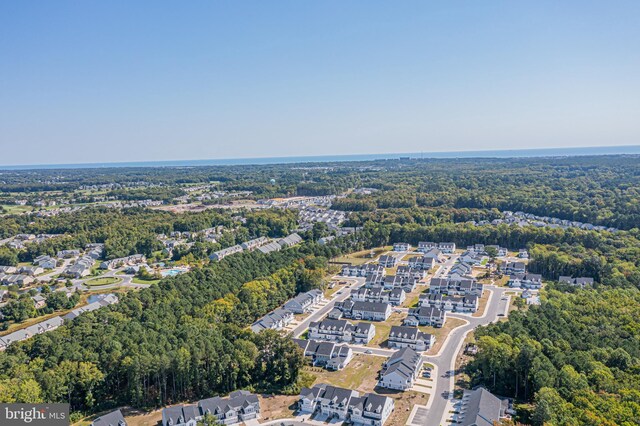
[460,387,507,426]
[198,390,259,416]
[92,409,126,426]
[351,301,390,313]
[381,347,421,380]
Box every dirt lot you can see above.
[375,388,429,426]
[472,290,491,317]
[305,354,384,391]
[259,394,299,422]
[422,317,468,355]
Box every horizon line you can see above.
[1,144,640,170]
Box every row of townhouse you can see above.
[335,300,392,321]
[378,347,423,391]
[293,338,353,370]
[396,265,426,282]
[57,249,82,258]
[377,255,398,268]
[404,306,446,328]
[0,273,34,287]
[240,236,269,250]
[341,264,386,277]
[458,250,486,266]
[392,242,411,252]
[63,256,94,278]
[383,275,414,293]
[100,254,146,270]
[351,286,406,306]
[284,289,324,313]
[421,248,446,263]
[366,274,417,293]
[387,325,434,351]
[250,289,324,333]
[429,277,484,297]
[0,317,64,351]
[308,319,376,344]
[209,244,243,261]
[162,390,260,426]
[250,308,293,333]
[418,241,456,254]
[466,244,509,257]
[457,387,509,426]
[407,255,436,270]
[450,262,473,277]
[419,293,479,313]
[503,261,526,275]
[63,294,119,321]
[299,384,395,426]
[34,255,57,269]
[559,276,594,288]
[210,233,303,261]
[508,273,543,289]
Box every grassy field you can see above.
[331,246,390,266]
[0,204,33,215]
[132,277,161,285]
[422,317,468,355]
[85,276,121,286]
[363,312,405,348]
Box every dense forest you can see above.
[1,155,639,424]
[2,155,639,228]
[0,243,343,417]
[468,288,640,426]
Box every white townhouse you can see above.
[299,384,394,426]
[378,347,423,391]
[420,293,479,313]
[388,326,434,351]
[308,319,376,344]
[508,273,542,289]
[283,289,323,314]
[405,306,446,328]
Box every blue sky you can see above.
[1,1,639,165]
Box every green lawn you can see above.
[85,277,121,286]
[132,277,161,285]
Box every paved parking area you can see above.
[408,406,429,426]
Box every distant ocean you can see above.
[2,145,640,170]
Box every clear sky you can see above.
[1,1,639,165]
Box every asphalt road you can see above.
[419,285,515,425]
[290,277,365,338]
